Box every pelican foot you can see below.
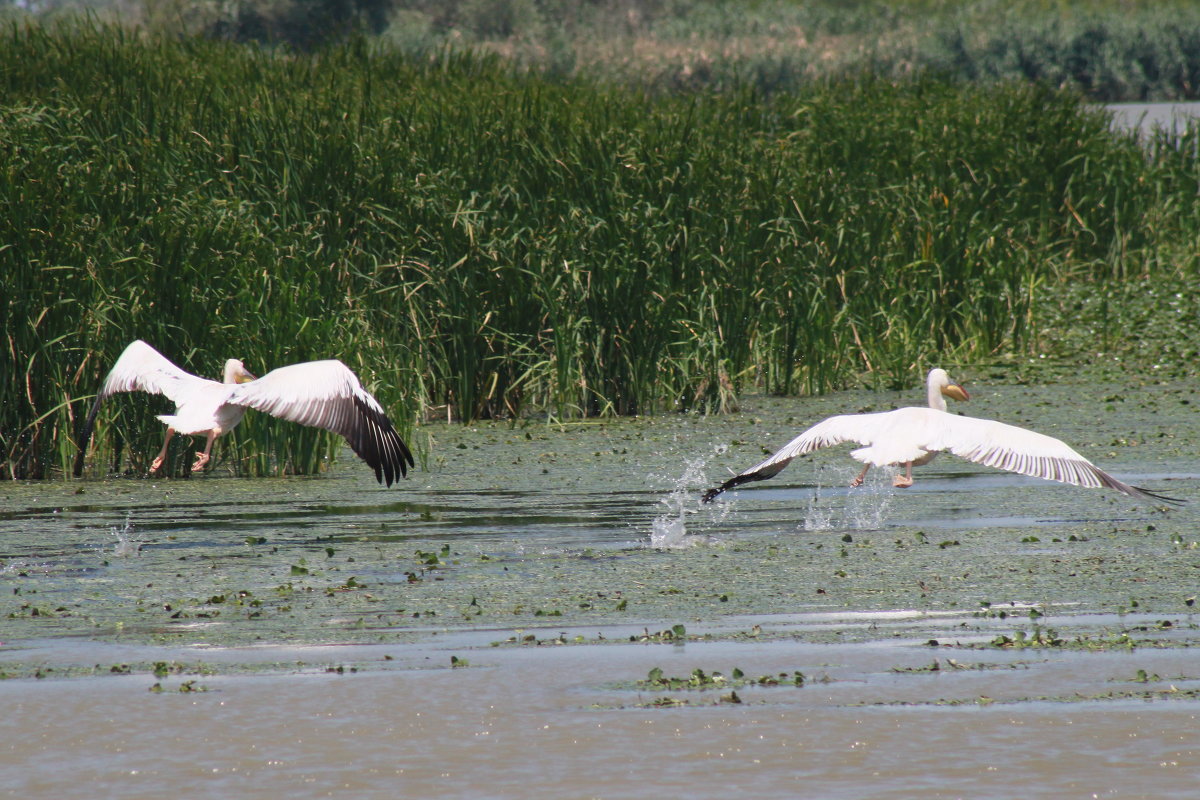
[149,457,164,475]
[849,477,864,488]
[191,454,210,472]
[892,475,913,488]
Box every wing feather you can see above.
[97,340,212,403]
[931,414,1177,502]
[703,405,1179,504]
[701,412,892,501]
[73,340,211,477]
[229,360,414,486]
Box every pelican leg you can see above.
[849,464,871,487]
[191,431,217,472]
[150,428,175,474]
[893,463,914,488]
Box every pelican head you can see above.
[928,367,969,405]
[223,358,257,385]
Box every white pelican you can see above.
[73,340,413,486]
[702,368,1179,505]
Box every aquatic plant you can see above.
[637,665,806,690]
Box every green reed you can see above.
[364,0,1200,101]
[2,23,1197,479]
[8,2,1200,100]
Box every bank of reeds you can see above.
[3,23,1197,479]
[370,0,1200,101]
[8,1,1200,100]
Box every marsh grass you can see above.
[2,23,1198,479]
[367,0,1200,101]
[12,1,1200,100]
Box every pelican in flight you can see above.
[702,368,1178,505]
[73,340,414,486]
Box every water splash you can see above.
[648,444,728,548]
[803,467,893,531]
[109,513,142,558]
[0,559,40,576]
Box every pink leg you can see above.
[191,431,217,472]
[893,462,914,488]
[849,463,871,487]
[150,428,175,474]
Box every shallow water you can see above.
[1105,101,1200,138]
[3,377,1199,798]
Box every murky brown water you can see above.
[5,627,1200,799]
[3,375,1199,797]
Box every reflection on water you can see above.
[0,387,1197,798]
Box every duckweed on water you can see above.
[631,624,688,643]
[984,629,1154,651]
[637,666,806,691]
[2,376,1199,688]
[869,686,1200,707]
[891,659,1032,674]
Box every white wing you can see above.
[704,407,1178,504]
[929,413,1164,498]
[98,340,214,403]
[701,410,905,501]
[228,360,413,486]
[74,340,214,476]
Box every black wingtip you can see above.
[1132,485,1185,506]
[376,428,414,487]
[350,395,415,488]
[701,471,767,503]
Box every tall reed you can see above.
[2,23,1197,479]
[365,0,1200,101]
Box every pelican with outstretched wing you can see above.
[702,368,1179,505]
[74,340,413,486]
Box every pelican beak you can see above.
[942,382,969,402]
[238,368,257,384]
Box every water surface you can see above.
[3,377,1198,798]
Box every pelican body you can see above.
[74,340,413,486]
[702,368,1178,505]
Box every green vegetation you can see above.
[985,628,1143,650]
[2,18,1199,479]
[372,0,1200,101]
[9,1,1200,100]
[638,666,806,690]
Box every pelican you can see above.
[73,340,414,486]
[702,368,1178,505]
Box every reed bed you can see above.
[369,0,1200,101]
[2,23,1198,479]
[9,2,1200,100]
